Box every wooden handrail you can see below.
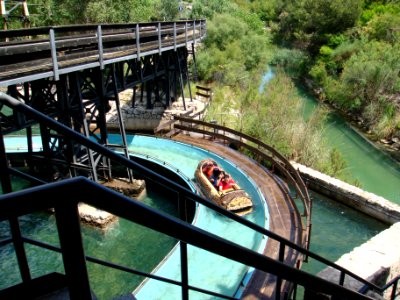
[173,116,312,255]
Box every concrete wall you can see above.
[291,162,400,299]
[291,162,400,225]
[305,223,400,299]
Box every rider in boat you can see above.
[218,173,239,193]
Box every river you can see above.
[261,69,400,275]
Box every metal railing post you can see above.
[275,242,286,300]
[136,24,140,61]
[49,28,59,81]
[0,128,31,283]
[390,278,398,300]
[97,25,104,70]
[173,22,177,51]
[55,201,92,300]
[178,194,189,300]
[185,21,188,47]
[192,20,195,45]
[158,22,162,55]
[9,218,31,283]
[339,271,346,286]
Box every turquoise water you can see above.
[114,135,268,299]
[1,134,268,299]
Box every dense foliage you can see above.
[260,0,400,141]
[6,0,181,27]
[193,4,354,181]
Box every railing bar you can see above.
[0,237,13,247]
[0,178,376,299]
[23,227,236,299]
[0,93,381,296]
[173,123,378,290]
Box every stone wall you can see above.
[305,222,400,299]
[291,162,400,225]
[106,89,207,132]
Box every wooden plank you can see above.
[196,85,211,92]
[196,91,211,99]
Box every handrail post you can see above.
[55,201,92,300]
[49,28,59,81]
[173,22,177,51]
[158,22,162,55]
[0,129,31,282]
[178,194,189,300]
[136,23,140,61]
[390,278,398,300]
[192,20,195,45]
[97,25,104,70]
[9,218,31,283]
[339,271,346,286]
[275,242,286,300]
[185,21,188,47]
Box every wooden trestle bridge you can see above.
[0,20,205,182]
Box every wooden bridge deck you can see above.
[173,134,304,299]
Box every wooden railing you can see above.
[172,115,312,254]
[0,20,206,86]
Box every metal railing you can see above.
[0,20,206,87]
[1,92,396,299]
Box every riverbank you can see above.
[303,78,400,164]
[292,161,400,225]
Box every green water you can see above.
[0,188,178,299]
[297,88,399,274]
[301,90,400,204]
[302,191,387,274]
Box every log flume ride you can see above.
[194,159,253,216]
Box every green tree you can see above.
[190,0,236,19]
[156,0,180,21]
[277,0,363,52]
[365,12,400,44]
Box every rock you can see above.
[102,177,146,198]
[78,203,118,229]
[391,143,400,150]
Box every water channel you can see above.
[265,69,400,275]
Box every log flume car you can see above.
[194,159,253,216]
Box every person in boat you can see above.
[202,161,215,179]
[210,167,224,188]
[218,173,239,193]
